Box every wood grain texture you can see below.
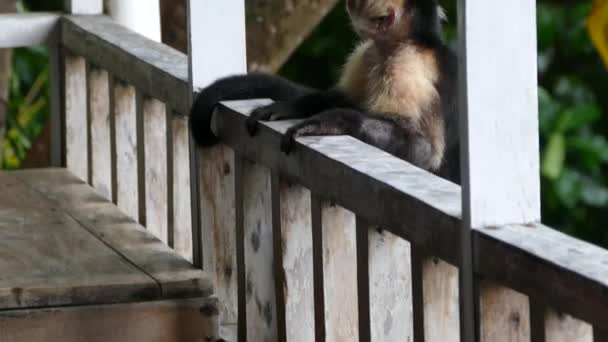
[239,159,278,342]
[64,54,88,181]
[0,171,157,309]
[0,13,59,48]
[113,81,139,221]
[368,228,413,342]
[144,97,169,244]
[277,181,315,342]
[12,168,213,300]
[422,257,460,342]
[198,145,238,325]
[62,15,190,115]
[545,309,593,342]
[317,201,359,341]
[0,298,220,342]
[88,67,112,200]
[479,282,530,342]
[172,115,193,260]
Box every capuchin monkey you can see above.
[190,0,460,183]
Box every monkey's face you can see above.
[347,0,411,44]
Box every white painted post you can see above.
[65,0,103,15]
[108,0,162,42]
[187,0,247,337]
[458,0,540,341]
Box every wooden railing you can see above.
[1,0,608,341]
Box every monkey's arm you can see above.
[245,89,357,136]
[190,73,314,146]
[279,109,440,172]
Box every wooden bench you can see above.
[0,168,219,342]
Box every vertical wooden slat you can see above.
[367,227,413,342]
[113,81,138,221]
[144,97,169,244]
[172,115,193,259]
[422,257,460,342]
[64,54,88,181]
[187,0,246,337]
[239,158,278,342]
[315,200,358,342]
[88,67,112,200]
[458,0,540,340]
[199,146,238,330]
[544,310,593,342]
[275,180,315,342]
[479,282,530,342]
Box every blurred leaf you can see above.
[555,169,583,209]
[568,134,608,163]
[538,86,561,134]
[555,104,601,132]
[587,0,608,67]
[542,133,566,179]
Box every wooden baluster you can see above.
[64,54,88,181]
[273,177,315,342]
[143,97,169,244]
[188,0,246,337]
[113,81,139,221]
[458,0,540,340]
[87,67,112,200]
[172,115,193,260]
[312,198,358,341]
[358,219,413,341]
[544,310,592,342]
[237,158,278,341]
[421,257,460,342]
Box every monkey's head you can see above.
[347,0,442,45]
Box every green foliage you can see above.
[2,46,49,169]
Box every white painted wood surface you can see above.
[545,309,593,342]
[113,81,139,221]
[198,146,237,326]
[479,282,530,342]
[108,0,161,42]
[88,68,112,200]
[422,258,460,342]
[172,116,193,260]
[277,181,315,342]
[187,0,247,92]
[319,202,359,341]
[65,0,103,14]
[64,54,88,182]
[144,98,169,244]
[240,160,277,342]
[368,229,413,342]
[0,13,59,48]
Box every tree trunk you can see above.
[160,0,340,72]
[0,0,16,166]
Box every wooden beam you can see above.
[0,13,59,48]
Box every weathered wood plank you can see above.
[238,159,278,341]
[113,81,139,221]
[0,298,220,342]
[144,97,169,244]
[479,282,530,342]
[545,309,593,342]
[314,200,359,341]
[367,228,413,341]
[199,146,238,325]
[12,168,212,299]
[422,257,460,342]
[0,13,60,48]
[0,171,158,309]
[172,115,193,260]
[64,54,88,181]
[62,15,190,115]
[275,179,315,342]
[88,67,112,200]
[65,0,103,14]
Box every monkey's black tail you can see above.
[190,73,314,146]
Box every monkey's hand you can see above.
[246,101,305,136]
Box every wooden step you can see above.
[0,168,219,341]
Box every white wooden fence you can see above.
[1,0,607,341]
